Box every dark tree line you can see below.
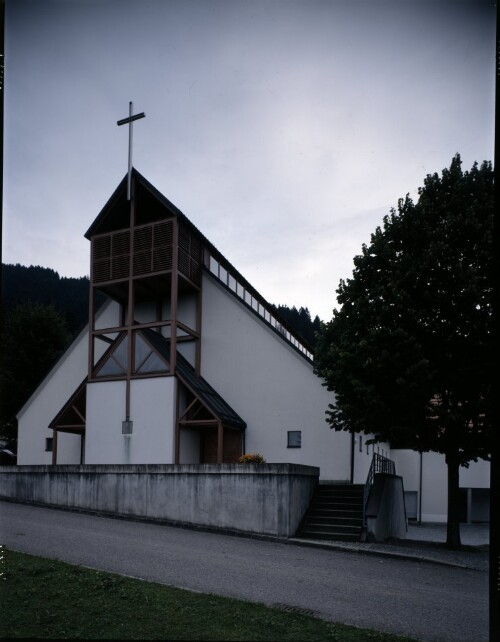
[0,265,96,443]
[271,304,322,349]
[2,264,91,335]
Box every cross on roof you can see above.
[117,101,146,200]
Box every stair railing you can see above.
[363,452,396,526]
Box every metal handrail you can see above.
[363,452,396,526]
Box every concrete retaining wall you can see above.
[0,463,319,538]
[365,473,408,541]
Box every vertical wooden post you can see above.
[174,380,180,464]
[217,422,224,464]
[88,258,95,380]
[52,429,58,466]
[195,288,202,376]
[170,219,179,373]
[126,178,135,420]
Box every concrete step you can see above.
[296,529,361,542]
[300,522,362,535]
[297,482,365,542]
[313,495,363,503]
[310,502,363,511]
[304,514,363,526]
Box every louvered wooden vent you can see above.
[132,221,173,276]
[178,225,202,284]
[92,220,200,284]
[93,232,131,283]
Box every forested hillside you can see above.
[2,264,91,335]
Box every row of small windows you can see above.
[208,255,314,361]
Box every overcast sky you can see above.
[3,0,495,321]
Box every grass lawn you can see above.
[0,548,418,641]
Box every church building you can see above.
[17,169,353,479]
[16,169,490,525]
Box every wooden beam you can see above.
[71,405,85,423]
[92,319,172,335]
[126,189,135,420]
[174,379,180,464]
[195,288,202,376]
[52,429,58,466]
[179,397,199,422]
[170,220,179,373]
[217,422,223,464]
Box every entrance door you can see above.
[200,428,243,463]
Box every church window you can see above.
[45,437,53,452]
[134,333,169,374]
[95,334,128,377]
[219,265,228,285]
[209,256,219,276]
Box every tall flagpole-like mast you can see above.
[117,101,146,200]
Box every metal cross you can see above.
[117,101,146,200]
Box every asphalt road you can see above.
[0,501,488,642]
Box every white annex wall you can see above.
[200,275,350,481]
[179,428,201,464]
[130,377,176,464]
[17,299,120,465]
[85,377,176,464]
[16,327,88,465]
[57,433,83,464]
[391,449,491,522]
[391,450,421,493]
[460,459,491,487]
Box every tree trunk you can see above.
[445,451,462,549]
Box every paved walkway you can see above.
[290,523,490,571]
[0,502,489,642]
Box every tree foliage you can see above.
[314,155,493,546]
[2,264,92,336]
[0,303,72,438]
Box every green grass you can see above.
[0,549,418,641]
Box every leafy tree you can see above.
[314,155,493,548]
[0,302,72,444]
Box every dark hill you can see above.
[2,264,92,336]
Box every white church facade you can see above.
[16,170,490,525]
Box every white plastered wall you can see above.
[200,275,350,481]
[459,459,491,487]
[56,433,83,464]
[17,300,120,464]
[391,449,490,522]
[179,429,201,464]
[85,377,176,464]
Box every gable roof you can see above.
[84,167,314,361]
[142,328,246,430]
